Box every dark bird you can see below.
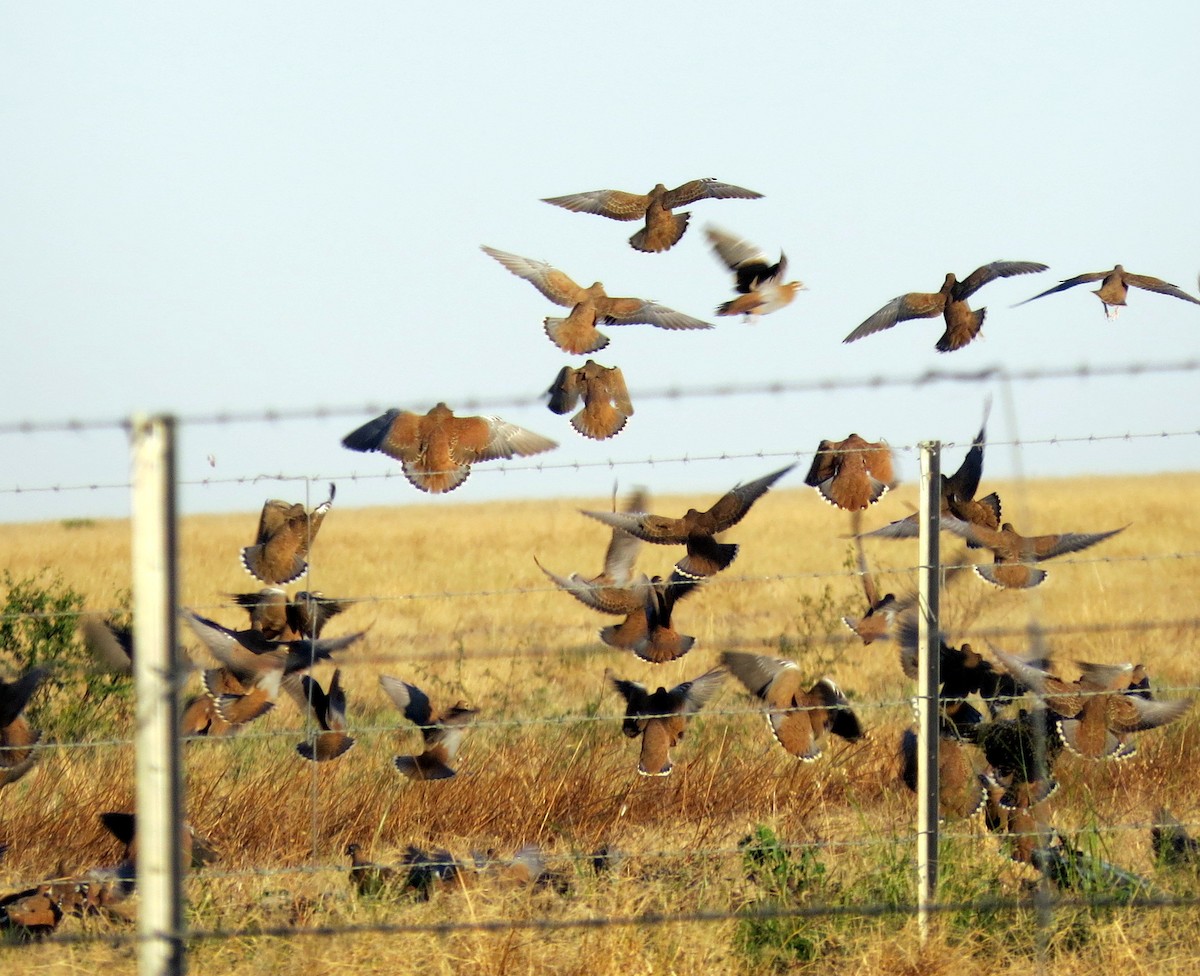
[546,360,633,440]
[805,435,895,512]
[100,810,218,895]
[1151,808,1200,868]
[378,676,477,780]
[844,261,1048,352]
[229,588,350,641]
[483,246,712,353]
[941,520,1127,589]
[296,669,355,762]
[609,666,726,776]
[721,651,863,761]
[542,178,763,253]
[704,224,804,321]
[1015,264,1200,319]
[633,572,702,664]
[990,650,1191,760]
[0,667,47,789]
[240,484,335,585]
[342,402,557,495]
[345,843,400,898]
[969,708,1062,809]
[581,463,795,579]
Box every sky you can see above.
[2,2,1198,525]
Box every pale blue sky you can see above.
[2,2,1198,523]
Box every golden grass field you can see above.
[2,472,1200,974]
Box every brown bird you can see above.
[805,435,895,512]
[78,614,135,672]
[634,572,702,664]
[483,246,712,353]
[345,843,401,897]
[229,588,350,641]
[342,402,557,495]
[581,463,796,579]
[179,693,234,738]
[542,178,763,253]
[844,261,1048,352]
[609,666,726,776]
[900,723,988,821]
[1015,264,1200,319]
[0,881,87,941]
[721,651,863,761]
[0,667,47,789]
[990,650,1191,760]
[941,519,1127,589]
[240,484,335,585]
[379,675,477,780]
[705,224,805,321]
[1151,807,1200,868]
[970,708,1062,810]
[296,669,355,762]
[842,512,904,644]
[537,487,650,615]
[547,360,633,440]
[184,610,365,726]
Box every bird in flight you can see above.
[542,178,762,253]
[704,224,805,321]
[1014,264,1200,319]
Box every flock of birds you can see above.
[3,176,1199,938]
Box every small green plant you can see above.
[0,571,133,738]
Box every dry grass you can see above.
[1,473,1199,974]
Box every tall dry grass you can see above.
[1,473,1199,974]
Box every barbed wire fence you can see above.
[2,361,1200,975]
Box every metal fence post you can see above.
[916,440,941,943]
[131,414,185,975]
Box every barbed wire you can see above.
[3,358,1199,437]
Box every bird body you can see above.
[483,246,712,352]
[805,435,895,512]
[634,573,701,664]
[705,224,804,321]
[0,667,47,788]
[844,261,1048,351]
[297,669,355,762]
[542,179,763,253]
[546,360,633,440]
[342,402,556,494]
[241,484,335,585]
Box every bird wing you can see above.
[463,416,557,461]
[598,297,712,331]
[480,246,586,306]
[849,513,879,606]
[673,667,727,715]
[704,223,769,272]
[703,463,797,531]
[953,261,1048,300]
[581,508,688,544]
[340,409,420,461]
[1029,526,1126,561]
[843,291,945,342]
[546,366,584,415]
[378,675,433,727]
[945,408,988,503]
[593,365,634,417]
[540,188,649,220]
[664,179,763,208]
[1108,695,1191,733]
[1012,270,1108,306]
[1124,273,1200,305]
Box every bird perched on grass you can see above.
[345,843,400,898]
[940,519,1127,589]
[844,260,1048,352]
[546,360,633,440]
[704,224,804,321]
[342,402,556,495]
[609,666,726,775]
[805,435,895,512]
[378,675,477,780]
[296,669,355,762]
[240,484,335,585]
[721,651,862,761]
[581,463,795,580]
[542,178,763,253]
[1015,264,1200,319]
[483,246,712,354]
